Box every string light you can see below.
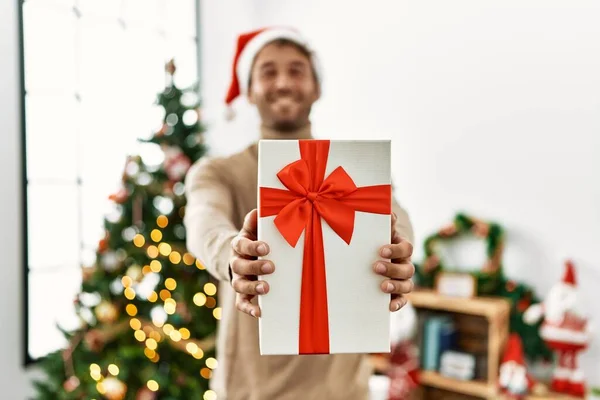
[186,343,198,354]
[200,368,212,379]
[150,260,162,273]
[183,253,195,265]
[157,215,168,228]
[147,380,159,392]
[165,278,177,290]
[144,348,155,359]
[204,283,217,296]
[90,363,102,381]
[121,276,133,288]
[169,251,182,264]
[130,318,141,330]
[148,291,158,302]
[149,331,162,342]
[151,353,160,363]
[146,338,158,350]
[162,324,175,335]
[204,390,218,400]
[147,245,159,258]
[206,358,218,369]
[108,364,119,376]
[164,298,176,315]
[196,260,206,270]
[133,234,145,247]
[96,382,106,394]
[205,297,216,309]
[179,328,191,340]
[193,293,207,307]
[135,330,146,342]
[124,287,136,300]
[126,304,137,316]
[170,330,182,342]
[159,289,171,301]
[193,348,204,359]
[151,229,163,242]
[142,265,152,275]
[158,243,172,256]
[213,307,222,320]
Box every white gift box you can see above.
[257,139,393,355]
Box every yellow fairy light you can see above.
[170,330,182,342]
[196,260,206,270]
[213,307,222,320]
[130,318,142,330]
[151,229,163,242]
[204,390,217,400]
[149,331,162,342]
[205,297,216,309]
[147,380,159,392]
[142,265,152,275]
[126,304,137,316]
[193,348,204,359]
[147,245,159,258]
[169,251,182,264]
[147,291,158,302]
[158,243,172,256]
[146,338,158,350]
[151,353,160,363]
[135,330,146,342]
[159,289,171,301]
[108,364,119,376]
[157,215,168,228]
[206,357,218,369]
[193,293,207,307]
[150,260,162,273]
[90,363,101,373]
[96,381,106,394]
[153,318,165,328]
[90,370,102,381]
[164,298,176,315]
[200,368,212,379]
[143,325,153,335]
[165,278,177,290]
[179,328,191,340]
[162,324,175,335]
[204,283,217,296]
[124,287,136,300]
[186,343,198,354]
[121,276,133,288]
[133,234,145,247]
[144,348,155,359]
[183,253,195,265]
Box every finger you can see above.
[232,236,270,258]
[390,212,397,239]
[390,295,407,312]
[381,278,414,295]
[380,239,413,261]
[231,258,275,276]
[373,261,415,280]
[236,294,262,318]
[241,209,258,239]
[232,277,270,295]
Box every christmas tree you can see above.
[33,60,220,400]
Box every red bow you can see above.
[260,140,391,354]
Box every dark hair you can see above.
[248,38,318,88]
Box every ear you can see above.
[247,84,256,105]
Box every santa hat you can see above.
[502,333,526,366]
[562,259,576,286]
[224,27,322,117]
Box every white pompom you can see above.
[224,106,236,121]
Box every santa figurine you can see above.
[499,334,538,398]
[387,300,420,400]
[523,260,592,397]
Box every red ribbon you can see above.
[259,140,391,354]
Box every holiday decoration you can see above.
[33,61,217,400]
[498,334,540,398]
[524,260,592,397]
[257,139,393,355]
[414,213,553,363]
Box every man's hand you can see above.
[230,209,274,318]
[374,212,415,312]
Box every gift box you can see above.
[257,139,393,355]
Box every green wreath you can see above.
[414,213,505,295]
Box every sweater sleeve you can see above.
[391,190,415,245]
[183,158,239,282]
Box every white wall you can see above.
[0,0,42,398]
[201,0,600,385]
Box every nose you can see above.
[274,72,293,90]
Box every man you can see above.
[184,26,415,400]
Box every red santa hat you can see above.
[502,334,526,366]
[562,259,577,286]
[224,27,322,116]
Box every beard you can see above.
[265,91,311,132]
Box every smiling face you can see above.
[247,40,320,132]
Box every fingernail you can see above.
[261,262,274,274]
[256,283,265,294]
[381,248,392,258]
[257,244,267,255]
[386,282,395,293]
[395,302,402,311]
[375,263,386,274]
[250,309,256,317]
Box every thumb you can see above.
[241,209,258,239]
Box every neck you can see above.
[260,122,313,140]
